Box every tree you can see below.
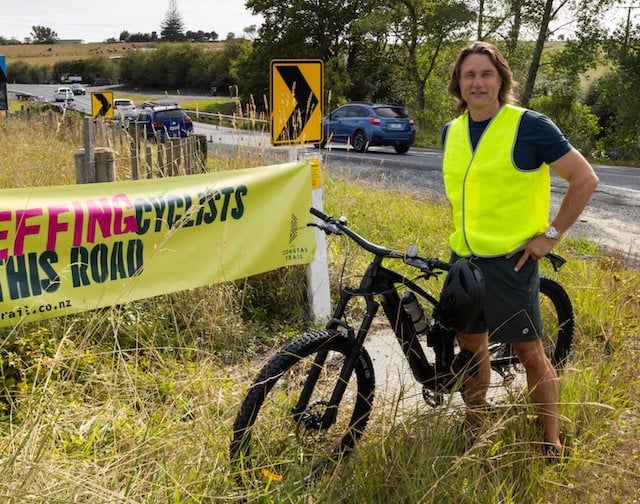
[186,30,218,41]
[386,0,475,111]
[128,32,153,42]
[239,0,380,103]
[471,0,512,41]
[30,26,57,44]
[119,31,130,42]
[586,13,640,159]
[0,36,21,45]
[519,0,613,106]
[160,0,185,41]
[243,25,258,40]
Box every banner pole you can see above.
[300,147,331,324]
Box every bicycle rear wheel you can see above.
[230,329,375,485]
[539,276,574,368]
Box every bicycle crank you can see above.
[422,386,444,407]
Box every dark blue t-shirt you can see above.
[441,109,572,170]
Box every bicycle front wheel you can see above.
[540,276,574,369]
[230,329,375,484]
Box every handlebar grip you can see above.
[310,207,331,222]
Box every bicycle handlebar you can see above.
[309,207,450,274]
[309,207,567,273]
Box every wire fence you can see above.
[76,117,208,183]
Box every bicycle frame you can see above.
[295,208,568,429]
[293,253,456,429]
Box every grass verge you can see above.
[0,115,638,502]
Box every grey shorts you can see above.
[451,251,542,344]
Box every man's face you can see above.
[458,53,502,120]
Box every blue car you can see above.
[320,102,416,154]
[131,104,193,141]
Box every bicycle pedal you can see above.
[421,386,444,408]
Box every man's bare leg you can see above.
[513,338,562,451]
[456,331,491,408]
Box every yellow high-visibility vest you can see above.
[443,105,550,257]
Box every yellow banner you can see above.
[0,161,315,327]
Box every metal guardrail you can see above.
[184,109,269,125]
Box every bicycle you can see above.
[230,207,574,483]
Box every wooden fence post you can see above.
[82,116,96,183]
[145,145,153,178]
[166,141,174,176]
[130,130,139,180]
[157,146,165,177]
[75,147,115,183]
[196,134,208,165]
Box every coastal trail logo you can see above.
[289,213,298,243]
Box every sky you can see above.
[0,0,263,42]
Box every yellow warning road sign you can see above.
[270,59,323,146]
[91,91,114,119]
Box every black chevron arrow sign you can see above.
[275,65,318,142]
[91,91,114,119]
[270,60,323,145]
[95,93,112,116]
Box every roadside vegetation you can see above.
[0,110,638,502]
[3,0,640,162]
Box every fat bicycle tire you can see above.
[230,329,375,483]
[539,276,574,368]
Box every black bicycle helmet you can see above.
[437,258,486,332]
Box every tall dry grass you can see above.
[0,113,638,502]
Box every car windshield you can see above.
[116,100,133,107]
[374,106,408,118]
[155,109,187,121]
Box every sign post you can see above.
[270,59,330,324]
[302,150,331,323]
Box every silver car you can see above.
[53,87,74,102]
[113,98,137,119]
[70,83,86,95]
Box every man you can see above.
[441,41,598,457]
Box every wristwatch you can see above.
[544,225,561,240]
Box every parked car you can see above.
[320,102,416,154]
[129,104,193,140]
[113,98,137,119]
[70,83,86,95]
[53,87,74,102]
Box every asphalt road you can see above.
[8,84,640,189]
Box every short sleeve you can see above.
[514,111,572,170]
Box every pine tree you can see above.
[160,0,185,41]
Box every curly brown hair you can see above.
[448,41,517,114]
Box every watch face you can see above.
[545,226,559,239]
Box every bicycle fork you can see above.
[292,289,377,430]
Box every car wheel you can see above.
[394,143,410,154]
[352,131,367,153]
